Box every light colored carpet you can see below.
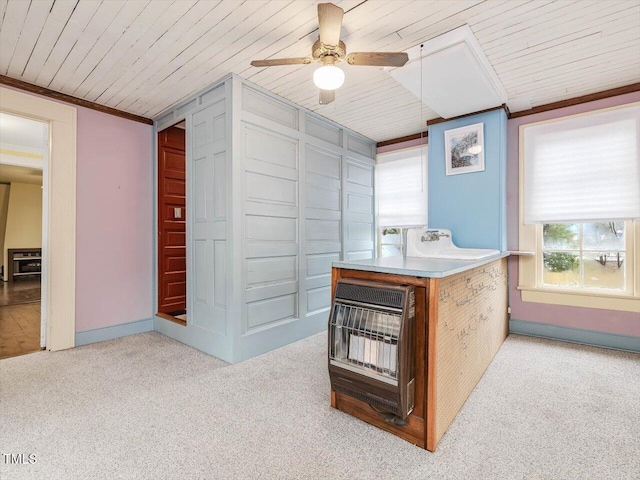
[0,331,638,479]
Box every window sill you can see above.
[517,286,640,313]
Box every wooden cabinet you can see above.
[330,257,508,451]
[7,248,42,283]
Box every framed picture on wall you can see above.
[445,123,485,176]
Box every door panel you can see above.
[343,158,375,261]
[191,101,227,335]
[158,126,186,314]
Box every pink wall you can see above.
[507,91,640,338]
[75,107,152,331]
[3,85,153,332]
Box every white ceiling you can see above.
[0,112,47,151]
[1,0,638,142]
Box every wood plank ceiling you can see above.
[1,0,638,142]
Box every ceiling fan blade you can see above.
[319,89,335,105]
[318,3,343,46]
[346,52,409,67]
[251,57,312,67]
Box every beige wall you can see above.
[0,184,10,276]
[3,182,42,281]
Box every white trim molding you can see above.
[0,86,77,351]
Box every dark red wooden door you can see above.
[158,126,186,314]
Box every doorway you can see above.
[157,121,187,325]
[0,112,48,358]
[0,86,76,352]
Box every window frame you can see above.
[377,227,406,258]
[518,104,640,313]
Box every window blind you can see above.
[376,146,427,228]
[523,104,640,224]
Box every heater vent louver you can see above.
[334,283,404,309]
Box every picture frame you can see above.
[444,122,485,176]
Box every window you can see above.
[542,222,628,292]
[519,103,640,312]
[376,147,427,257]
[379,228,404,257]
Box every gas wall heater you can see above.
[328,279,415,421]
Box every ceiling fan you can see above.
[250,2,409,105]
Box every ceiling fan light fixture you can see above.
[250,3,409,105]
[313,64,345,91]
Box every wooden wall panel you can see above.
[433,258,509,446]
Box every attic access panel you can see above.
[389,25,508,119]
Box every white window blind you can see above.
[376,146,427,228]
[523,104,640,224]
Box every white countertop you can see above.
[332,252,510,278]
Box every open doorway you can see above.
[0,112,48,359]
[157,121,187,325]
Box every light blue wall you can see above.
[428,109,508,250]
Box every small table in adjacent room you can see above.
[7,248,42,283]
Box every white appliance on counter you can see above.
[405,228,500,260]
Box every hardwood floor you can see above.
[0,280,42,359]
[0,303,42,359]
[0,278,41,306]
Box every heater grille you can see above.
[329,303,400,381]
[328,278,415,419]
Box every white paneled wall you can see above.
[154,74,376,363]
[305,145,342,315]
[343,159,376,261]
[242,122,300,333]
